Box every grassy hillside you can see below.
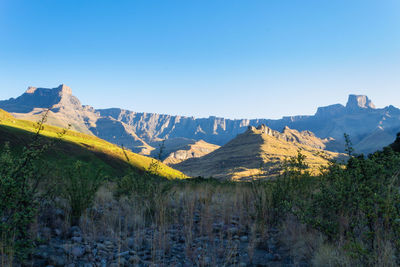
[174,125,346,180]
[0,109,187,179]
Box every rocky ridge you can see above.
[173,124,344,180]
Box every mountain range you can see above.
[1,84,399,158]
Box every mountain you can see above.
[0,85,153,154]
[0,108,186,179]
[1,85,399,155]
[160,139,220,165]
[91,94,400,154]
[172,125,344,180]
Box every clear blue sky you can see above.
[0,0,399,119]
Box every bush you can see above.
[114,171,173,223]
[251,150,314,227]
[62,161,104,226]
[390,132,400,153]
[0,140,46,261]
[300,147,400,265]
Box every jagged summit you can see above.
[57,84,72,95]
[247,124,327,150]
[0,84,76,113]
[248,124,275,135]
[346,94,375,110]
[0,84,102,136]
[25,84,72,95]
[315,94,375,117]
[1,85,62,113]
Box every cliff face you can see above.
[1,85,399,155]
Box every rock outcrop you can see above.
[346,94,376,110]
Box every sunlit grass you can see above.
[0,109,187,179]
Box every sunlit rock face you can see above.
[1,85,400,155]
[346,94,376,110]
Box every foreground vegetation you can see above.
[1,110,400,266]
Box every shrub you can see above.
[251,150,314,227]
[300,147,400,265]
[0,140,46,261]
[114,171,173,223]
[62,161,104,226]
[390,132,400,153]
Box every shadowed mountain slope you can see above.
[173,125,345,180]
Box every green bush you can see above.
[62,161,104,225]
[0,140,46,261]
[300,147,400,264]
[390,132,400,153]
[251,150,314,226]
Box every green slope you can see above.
[0,109,187,179]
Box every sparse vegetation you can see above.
[62,161,104,226]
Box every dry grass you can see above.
[279,215,324,265]
[14,172,399,266]
[311,243,353,267]
[74,182,264,265]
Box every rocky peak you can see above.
[256,124,276,135]
[24,84,72,96]
[57,84,72,95]
[346,95,375,110]
[256,124,268,131]
[247,125,256,131]
[0,84,79,113]
[24,84,72,97]
[25,86,38,94]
